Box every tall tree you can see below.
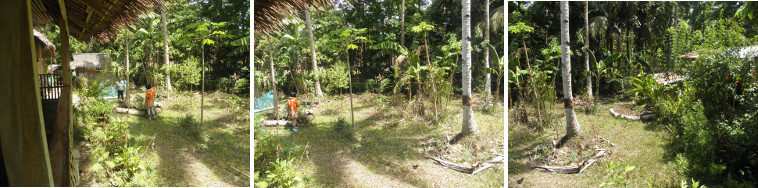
[126,31,130,103]
[162,5,172,92]
[400,0,406,47]
[484,0,491,101]
[454,0,478,143]
[305,8,323,97]
[585,1,592,100]
[560,1,581,144]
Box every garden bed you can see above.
[609,102,654,121]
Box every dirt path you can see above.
[78,91,249,186]
[263,94,505,187]
[305,142,414,187]
[149,131,236,187]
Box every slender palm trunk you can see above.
[126,32,130,104]
[201,44,205,125]
[270,45,277,120]
[585,1,592,100]
[454,0,478,143]
[347,49,354,127]
[400,0,405,47]
[484,0,491,101]
[162,5,172,93]
[560,1,581,143]
[305,9,323,97]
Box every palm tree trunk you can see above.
[484,0,491,101]
[161,5,172,93]
[305,9,323,97]
[400,0,405,47]
[454,0,478,143]
[560,1,581,143]
[585,1,592,100]
[126,32,130,104]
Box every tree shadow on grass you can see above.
[132,114,248,186]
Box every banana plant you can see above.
[583,46,621,105]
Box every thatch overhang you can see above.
[70,53,110,70]
[254,0,332,35]
[31,0,163,43]
[33,29,56,60]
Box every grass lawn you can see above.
[508,100,680,187]
[255,93,504,187]
[79,88,250,186]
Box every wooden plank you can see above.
[0,0,54,186]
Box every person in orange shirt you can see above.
[144,85,157,120]
[288,92,300,131]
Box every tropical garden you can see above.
[253,0,504,187]
[35,0,250,186]
[509,1,758,187]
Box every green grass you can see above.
[508,101,680,187]
[82,88,250,186]
[255,93,504,187]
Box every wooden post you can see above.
[51,0,73,186]
[0,0,54,186]
[347,49,354,127]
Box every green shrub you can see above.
[600,161,636,187]
[664,51,758,184]
[331,118,355,141]
[266,157,304,187]
[179,114,202,141]
[73,76,88,92]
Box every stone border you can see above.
[609,107,640,120]
[610,107,656,121]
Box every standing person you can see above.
[287,92,300,131]
[116,77,126,101]
[144,85,157,120]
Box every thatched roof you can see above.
[33,29,56,60]
[254,0,332,35]
[31,0,163,43]
[71,53,110,70]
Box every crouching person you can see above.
[288,92,300,131]
[144,85,157,120]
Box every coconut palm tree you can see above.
[453,0,478,143]
[585,1,592,101]
[305,8,324,97]
[161,5,172,92]
[560,1,581,145]
[484,0,491,101]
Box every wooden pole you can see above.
[0,0,54,186]
[51,0,73,185]
[201,44,205,125]
[347,49,354,127]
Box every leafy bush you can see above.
[600,161,635,187]
[179,114,202,141]
[82,72,108,99]
[325,61,349,94]
[233,78,249,95]
[629,72,671,110]
[173,56,202,90]
[331,118,355,141]
[662,52,758,184]
[259,158,304,188]
[73,76,88,92]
